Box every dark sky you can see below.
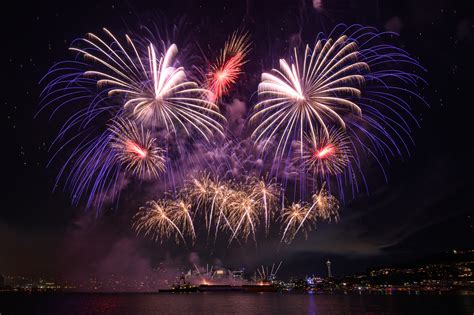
[2,0,474,280]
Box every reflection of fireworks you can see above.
[207,31,251,102]
[280,203,314,244]
[295,128,351,177]
[133,200,185,244]
[109,118,166,179]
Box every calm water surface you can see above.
[1,292,473,314]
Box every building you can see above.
[231,270,244,279]
[326,260,332,278]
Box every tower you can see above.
[326,260,332,278]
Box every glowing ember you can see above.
[315,144,335,159]
[217,70,228,81]
[109,117,166,180]
[126,140,148,158]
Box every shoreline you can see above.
[1,290,473,295]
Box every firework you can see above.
[206,31,251,102]
[57,132,124,210]
[280,202,314,244]
[312,183,340,222]
[181,174,282,243]
[250,25,426,199]
[250,35,365,160]
[184,173,222,237]
[39,23,426,245]
[170,198,196,242]
[227,190,260,243]
[184,174,238,240]
[40,27,230,210]
[212,183,236,240]
[109,117,166,179]
[295,127,351,177]
[184,173,212,215]
[256,261,282,282]
[249,177,280,236]
[294,183,340,236]
[206,177,226,236]
[69,29,226,140]
[133,200,185,244]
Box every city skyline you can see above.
[2,248,472,293]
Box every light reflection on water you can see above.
[0,292,473,314]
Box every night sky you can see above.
[2,0,474,280]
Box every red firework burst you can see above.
[206,31,251,102]
[296,128,352,176]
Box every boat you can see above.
[198,284,242,292]
[242,283,278,292]
[159,274,198,293]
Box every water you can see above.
[1,292,473,314]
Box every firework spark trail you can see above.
[212,184,238,242]
[228,190,259,244]
[206,31,251,102]
[170,198,196,243]
[295,127,352,178]
[250,35,366,162]
[249,177,280,236]
[109,117,166,179]
[184,173,213,229]
[55,130,124,210]
[39,28,230,210]
[207,177,226,238]
[133,177,335,245]
[133,200,185,244]
[280,202,313,244]
[68,29,227,140]
[250,24,426,199]
[180,174,283,243]
[256,262,282,281]
[185,173,213,209]
[181,173,239,238]
[313,184,340,222]
[39,23,426,245]
[294,182,340,236]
